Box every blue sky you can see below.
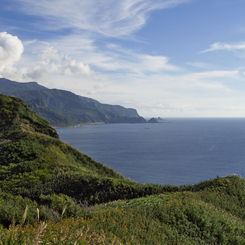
[1,0,245,117]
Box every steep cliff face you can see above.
[13,89,146,125]
[79,95,140,118]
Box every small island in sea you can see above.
[0,93,245,244]
[147,117,159,123]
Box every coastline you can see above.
[53,122,105,129]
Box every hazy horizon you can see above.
[1,0,245,117]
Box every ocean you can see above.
[56,118,245,186]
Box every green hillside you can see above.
[0,94,245,244]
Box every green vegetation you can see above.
[0,93,245,244]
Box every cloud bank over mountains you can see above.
[0,28,242,117]
[1,0,245,117]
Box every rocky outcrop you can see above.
[148,118,158,123]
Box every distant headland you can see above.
[0,78,146,127]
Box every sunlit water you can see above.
[57,118,245,186]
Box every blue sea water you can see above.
[56,118,245,186]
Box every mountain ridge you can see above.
[0,78,146,126]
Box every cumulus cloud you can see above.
[21,52,92,81]
[40,47,63,62]
[0,32,24,74]
[24,61,60,80]
[0,33,92,82]
[63,59,91,76]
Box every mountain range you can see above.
[0,78,146,126]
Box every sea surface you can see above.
[56,118,245,186]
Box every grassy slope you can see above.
[0,94,245,244]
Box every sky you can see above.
[1,0,245,117]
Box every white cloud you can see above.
[63,59,91,76]
[21,53,92,81]
[40,47,63,62]
[0,31,242,118]
[201,42,245,53]
[0,33,92,82]
[88,68,239,112]
[184,70,238,79]
[137,54,178,72]
[93,52,179,73]
[71,41,180,73]
[93,84,105,89]
[186,62,210,69]
[24,61,60,80]
[3,2,245,117]
[23,39,37,46]
[167,70,238,92]
[0,32,24,74]
[16,0,191,37]
[46,36,179,74]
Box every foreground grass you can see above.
[1,95,245,244]
[1,177,245,244]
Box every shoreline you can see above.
[53,122,105,129]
